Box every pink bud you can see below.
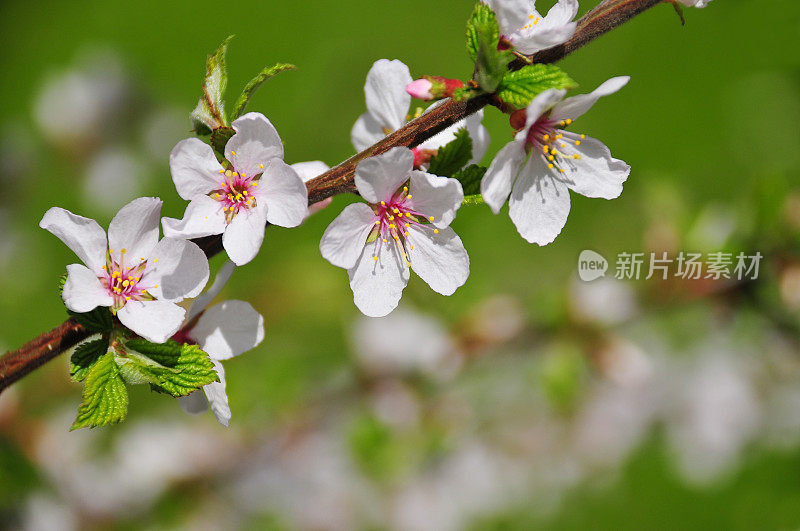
[406,79,434,100]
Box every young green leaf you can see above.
[496,64,577,109]
[232,63,296,120]
[70,337,109,382]
[125,339,219,397]
[466,2,500,62]
[475,36,514,93]
[67,307,114,333]
[451,164,487,196]
[427,128,473,178]
[71,351,128,430]
[191,35,234,133]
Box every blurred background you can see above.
[1,0,800,529]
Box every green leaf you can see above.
[124,339,219,397]
[496,64,577,109]
[71,351,128,430]
[462,194,485,206]
[427,129,473,178]
[232,63,296,120]
[58,273,67,296]
[210,126,235,156]
[70,338,109,382]
[466,2,499,63]
[475,35,514,93]
[67,307,114,333]
[451,164,487,196]
[191,35,234,133]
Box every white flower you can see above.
[40,197,209,343]
[351,59,489,168]
[677,0,712,7]
[481,77,631,245]
[162,112,308,265]
[319,147,469,317]
[177,261,265,427]
[291,160,333,216]
[485,0,579,55]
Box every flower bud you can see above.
[406,79,434,100]
[406,76,465,101]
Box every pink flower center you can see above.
[524,114,585,174]
[210,165,261,223]
[99,248,156,312]
[369,184,439,265]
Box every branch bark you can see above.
[0,0,668,394]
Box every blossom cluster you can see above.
[39,0,715,428]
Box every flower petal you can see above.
[291,160,330,183]
[550,76,630,122]
[256,159,308,228]
[161,195,226,239]
[558,132,630,199]
[117,299,186,343]
[204,359,231,427]
[481,139,526,214]
[351,112,386,152]
[364,59,412,132]
[146,238,209,302]
[508,156,571,245]
[169,138,224,200]
[225,112,284,176]
[354,147,414,203]
[512,0,577,56]
[524,88,567,132]
[320,202,376,269]
[348,240,410,317]
[190,300,265,360]
[485,0,532,36]
[178,391,208,415]
[39,207,107,272]
[407,226,469,296]
[222,205,268,266]
[108,197,162,261]
[408,171,463,228]
[62,263,113,313]
[542,0,579,27]
[187,260,236,322]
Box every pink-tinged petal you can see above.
[62,263,113,313]
[354,147,414,203]
[187,260,236,322]
[108,197,162,261]
[364,59,412,132]
[348,240,410,317]
[524,88,567,131]
[291,160,329,183]
[169,138,224,200]
[189,300,265,360]
[481,140,526,214]
[161,195,226,239]
[146,238,209,303]
[406,78,434,100]
[118,300,186,344]
[508,156,571,245]
[550,76,630,122]
[351,112,386,152]
[203,359,231,427]
[407,225,469,296]
[256,159,308,228]
[320,202,376,269]
[178,391,208,415]
[558,132,630,199]
[40,207,107,273]
[222,204,268,266]
[408,171,463,228]
[485,0,532,36]
[226,112,284,176]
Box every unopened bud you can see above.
[509,109,527,131]
[412,147,438,169]
[406,76,465,101]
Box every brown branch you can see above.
[0,0,668,394]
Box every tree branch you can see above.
[0,0,668,394]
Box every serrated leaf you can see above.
[58,274,67,296]
[232,63,296,120]
[71,352,128,430]
[70,337,109,382]
[496,64,577,109]
[124,339,219,397]
[466,2,500,63]
[67,307,114,333]
[191,35,234,133]
[475,35,514,93]
[428,129,473,178]
[451,164,487,196]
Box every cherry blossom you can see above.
[485,0,579,55]
[40,197,209,343]
[481,77,631,245]
[163,112,307,265]
[320,147,469,317]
